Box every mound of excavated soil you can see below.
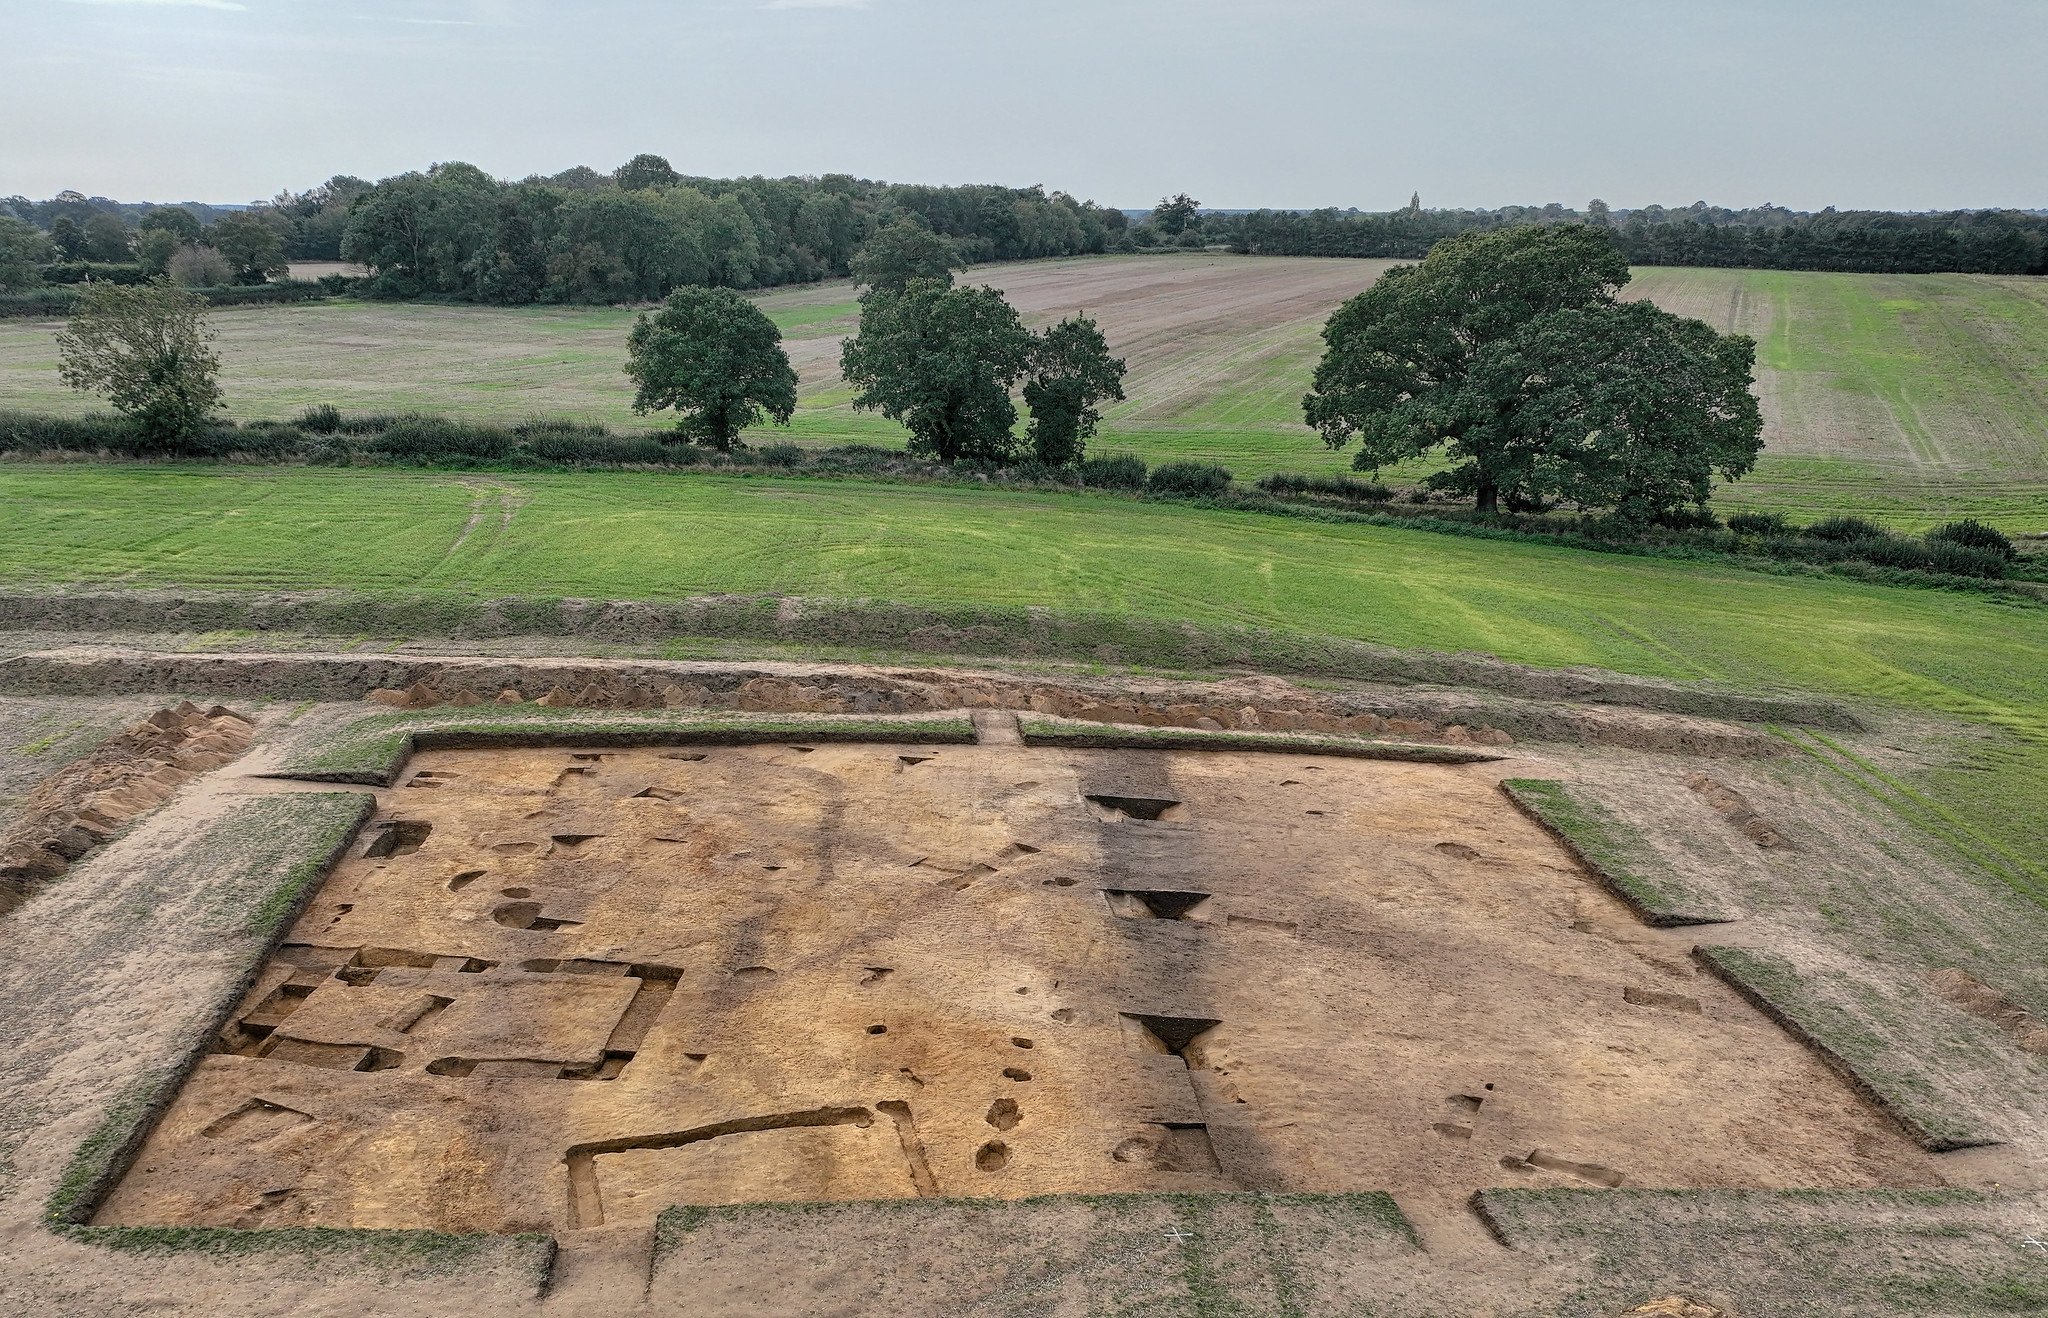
[0,701,251,914]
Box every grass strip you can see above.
[267,709,979,785]
[45,791,374,1230]
[59,1224,553,1279]
[1693,946,1995,1151]
[0,584,1863,732]
[1499,778,1733,926]
[655,1190,1418,1314]
[1473,1186,2046,1317]
[1018,715,1504,763]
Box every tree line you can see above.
[1212,201,2048,275]
[336,157,1126,304]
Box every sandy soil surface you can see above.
[102,744,1935,1240]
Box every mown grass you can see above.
[0,463,2041,905]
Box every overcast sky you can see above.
[5,0,2043,211]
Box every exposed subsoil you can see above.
[101,744,1939,1240]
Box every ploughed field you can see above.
[2,254,2045,528]
[0,464,2042,912]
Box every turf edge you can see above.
[265,710,981,786]
[1692,946,1996,1152]
[1017,716,1505,763]
[1498,778,1734,926]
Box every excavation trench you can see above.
[94,741,1943,1236]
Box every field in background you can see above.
[2,254,2045,527]
[0,463,2042,897]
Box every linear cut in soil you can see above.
[94,743,1941,1236]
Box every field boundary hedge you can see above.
[0,280,329,319]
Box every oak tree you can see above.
[625,286,798,449]
[1302,224,1631,513]
[1024,315,1125,466]
[840,278,1034,462]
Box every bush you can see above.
[1926,518,2016,561]
[1077,453,1148,490]
[1803,515,1890,542]
[1725,511,1790,536]
[1916,540,2009,579]
[0,288,78,319]
[298,404,342,433]
[39,262,149,286]
[210,421,305,461]
[0,409,135,454]
[1147,461,1233,497]
[190,280,326,308]
[521,430,668,465]
[362,416,513,461]
[1257,472,1392,503]
[754,443,804,467]
[167,246,233,288]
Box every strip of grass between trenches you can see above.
[268,709,980,785]
[1693,945,1994,1151]
[1472,1186,2047,1317]
[1498,778,1733,926]
[1017,717,1504,763]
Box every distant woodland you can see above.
[1209,200,2048,275]
[6,159,2045,311]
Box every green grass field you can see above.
[1,463,2042,902]
[4,256,2044,529]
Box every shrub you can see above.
[38,262,149,286]
[1726,511,1790,536]
[0,288,79,319]
[1147,461,1233,497]
[1077,453,1148,490]
[167,246,233,288]
[754,443,805,468]
[362,416,513,461]
[1917,540,2010,579]
[1803,515,1890,542]
[0,409,135,454]
[521,430,668,465]
[298,404,342,433]
[1257,472,1392,503]
[511,416,607,439]
[1926,519,2016,561]
[191,281,326,308]
[210,421,305,461]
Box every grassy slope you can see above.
[0,464,2042,893]
[4,259,2044,526]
